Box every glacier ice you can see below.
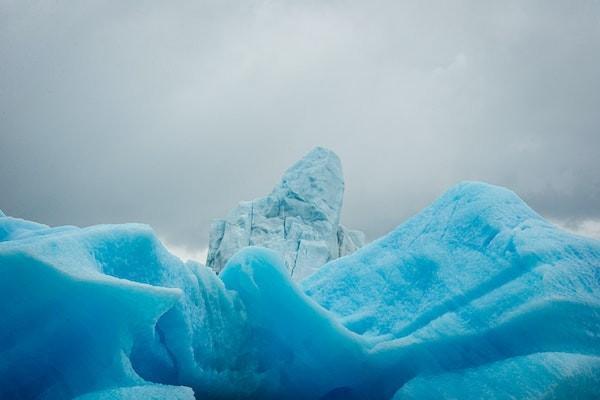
[392,352,600,399]
[206,147,365,280]
[302,181,600,397]
[1,181,599,399]
[73,385,195,400]
[0,219,182,399]
[0,215,252,399]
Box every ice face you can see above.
[206,147,365,280]
[73,385,196,400]
[0,219,182,399]
[1,181,599,399]
[302,181,600,397]
[304,181,600,340]
[0,217,254,399]
[392,353,600,399]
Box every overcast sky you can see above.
[1,0,599,260]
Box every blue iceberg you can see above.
[303,181,600,398]
[1,182,599,399]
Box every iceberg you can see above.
[303,181,600,397]
[1,181,599,399]
[206,147,365,280]
[0,215,253,399]
[0,218,183,399]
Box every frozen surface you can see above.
[392,352,600,399]
[74,385,195,400]
[303,181,600,397]
[0,218,180,399]
[206,147,365,280]
[0,215,254,399]
[1,181,599,399]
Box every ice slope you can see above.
[0,217,185,399]
[392,352,600,399]
[0,212,368,399]
[0,215,257,399]
[207,147,365,280]
[1,181,599,399]
[73,385,195,400]
[303,181,600,397]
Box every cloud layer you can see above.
[2,0,599,254]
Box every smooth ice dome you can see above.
[1,181,599,399]
[206,147,365,280]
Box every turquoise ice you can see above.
[1,182,598,399]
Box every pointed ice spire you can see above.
[206,147,365,280]
[275,147,344,226]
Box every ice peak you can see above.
[275,147,343,222]
[206,147,364,279]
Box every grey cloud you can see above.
[1,0,599,253]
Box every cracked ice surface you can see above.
[206,147,365,280]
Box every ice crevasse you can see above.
[1,181,599,399]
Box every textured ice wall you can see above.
[1,182,599,399]
[206,147,365,280]
[0,218,184,399]
[303,181,600,398]
[0,216,256,399]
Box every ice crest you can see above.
[206,147,365,280]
